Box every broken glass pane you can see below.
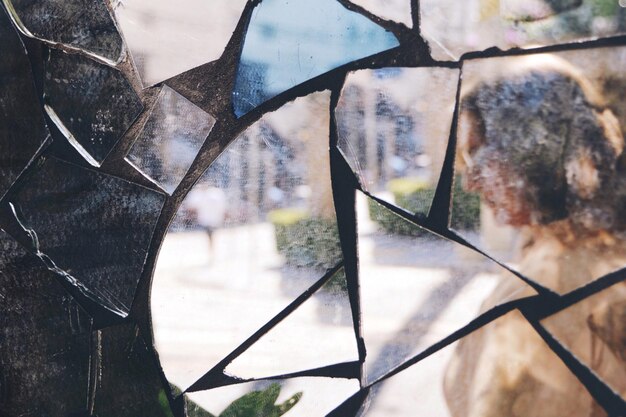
[361,310,603,416]
[541,283,626,401]
[225,269,358,379]
[420,0,626,60]
[125,85,216,195]
[453,47,626,294]
[0,6,50,200]
[0,229,92,416]
[347,0,413,26]
[113,0,247,86]
[152,92,344,389]
[232,0,400,117]
[3,0,123,64]
[93,323,175,417]
[187,378,359,416]
[358,193,535,384]
[10,157,166,316]
[336,67,458,216]
[44,49,143,166]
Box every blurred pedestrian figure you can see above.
[186,183,227,256]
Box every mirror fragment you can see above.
[0,230,92,416]
[151,92,344,389]
[357,194,535,384]
[125,85,216,195]
[186,377,359,417]
[336,67,458,216]
[44,49,143,166]
[232,0,399,117]
[225,269,358,379]
[4,0,124,63]
[10,157,166,316]
[0,6,50,199]
[453,48,626,294]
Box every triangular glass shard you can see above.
[44,49,143,166]
[10,157,166,316]
[452,48,626,295]
[232,0,400,117]
[93,323,175,417]
[0,5,50,200]
[420,0,626,61]
[336,67,458,217]
[357,193,536,384]
[225,269,358,379]
[125,85,217,195]
[114,0,248,86]
[3,0,124,64]
[187,378,359,416]
[361,310,603,416]
[152,92,344,389]
[541,283,626,401]
[0,229,92,416]
[348,0,413,26]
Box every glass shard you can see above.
[225,269,358,379]
[151,92,344,389]
[3,0,124,64]
[125,85,217,195]
[361,310,602,417]
[232,0,400,117]
[541,283,626,401]
[420,0,626,60]
[44,49,143,166]
[358,193,535,384]
[0,229,92,416]
[348,0,413,26]
[336,67,458,216]
[0,6,50,200]
[10,157,166,316]
[114,0,247,86]
[93,323,175,417]
[453,48,626,294]
[187,378,359,416]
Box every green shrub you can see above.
[268,209,342,271]
[368,177,481,235]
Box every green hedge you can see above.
[369,177,481,236]
[268,208,342,271]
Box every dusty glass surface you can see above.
[10,157,165,316]
[125,85,216,195]
[187,377,360,416]
[348,0,413,26]
[541,283,626,400]
[44,49,143,166]
[0,229,92,416]
[452,47,626,294]
[360,310,601,417]
[3,0,123,63]
[336,67,457,216]
[357,193,534,384]
[225,269,358,379]
[421,0,626,60]
[114,0,247,86]
[232,0,400,116]
[0,6,49,200]
[152,92,344,389]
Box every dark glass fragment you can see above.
[4,0,124,63]
[44,49,143,166]
[0,6,50,200]
[0,229,91,417]
[93,323,174,417]
[10,157,166,316]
